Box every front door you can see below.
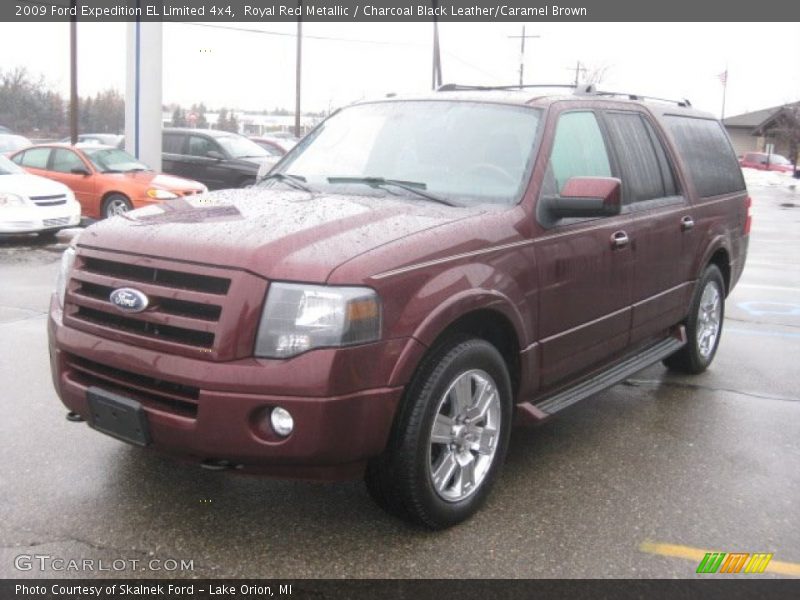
[534,110,633,389]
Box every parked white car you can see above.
[0,155,81,236]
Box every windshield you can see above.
[216,135,268,159]
[272,100,543,205]
[0,135,31,153]
[83,148,149,173]
[769,154,791,166]
[0,155,24,175]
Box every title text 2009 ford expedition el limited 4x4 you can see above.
[49,85,749,529]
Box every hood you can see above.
[107,171,205,191]
[0,173,71,198]
[78,187,484,282]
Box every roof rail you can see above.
[436,83,692,107]
[436,83,578,92]
[591,90,692,107]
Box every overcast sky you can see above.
[0,21,798,117]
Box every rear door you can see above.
[534,110,634,388]
[601,110,693,345]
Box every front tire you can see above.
[365,337,513,529]
[664,264,725,374]
[102,194,133,219]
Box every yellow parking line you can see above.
[639,541,800,577]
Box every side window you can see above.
[51,149,85,174]
[187,135,219,157]
[547,111,611,193]
[163,133,185,154]
[605,112,678,202]
[664,116,745,197]
[18,147,51,169]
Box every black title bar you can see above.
[6,0,800,22]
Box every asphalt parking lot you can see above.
[0,181,798,579]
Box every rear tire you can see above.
[664,264,725,374]
[102,194,132,219]
[365,337,513,529]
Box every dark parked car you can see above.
[161,128,278,190]
[49,87,749,529]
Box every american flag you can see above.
[718,70,728,86]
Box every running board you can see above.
[533,330,686,416]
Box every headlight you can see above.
[255,283,381,358]
[146,188,178,200]
[55,247,76,308]
[0,192,25,207]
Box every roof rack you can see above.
[436,82,692,107]
[591,89,692,107]
[436,83,577,92]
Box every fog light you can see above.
[270,407,294,437]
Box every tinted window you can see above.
[188,135,220,157]
[51,149,85,173]
[18,147,51,169]
[664,116,745,197]
[605,112,678,202]
[548,111,611,192]
[163,133,185,154]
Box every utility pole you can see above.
[294,1,302,138]
[719,65,729,121]
[69,0,78,144]
[431,0,442,89]
[508,26,540,88]
[572,60,587,86]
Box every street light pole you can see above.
[69,0,78,144]
[294,2,302,138]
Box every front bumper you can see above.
[48,299,414,480]
[0,203,81,234]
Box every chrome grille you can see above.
[31,194,68,207]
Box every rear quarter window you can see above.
[663,115,745,197]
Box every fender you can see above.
[388,284,530,388]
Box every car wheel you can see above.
[664,264,725,374]
[102,194,133,219]
[365,337,512,529]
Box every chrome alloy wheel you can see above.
[106,197,130,217]
[696,280,722,359]
[428,369,501,503]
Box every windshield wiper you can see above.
[261,172,314,193]
[327,177,456,207]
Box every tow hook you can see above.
[66,411,84,422]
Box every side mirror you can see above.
[206,150,224,160]
[70,166,91,176]
[548,176,622,219]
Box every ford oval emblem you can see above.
[109,287,149,313]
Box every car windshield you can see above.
[0,134,31,153]
[83,148,149,173]
[216,135,269,159]
[0,155,24,175]
[769,154,791,166]
[271,100,543,206]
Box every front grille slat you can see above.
[69,288,220,331]
[71,270,225,307]
[75,305,215,348]
[67,354,199,419]
[82,257,230,295]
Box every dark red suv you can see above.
[48,86,750,529]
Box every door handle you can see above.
[680,216,695,232]
[610,230,629,249]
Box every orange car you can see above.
[10,144,206,219]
